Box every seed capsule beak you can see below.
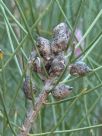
[88,68,93,72]
[46,57,51,61]
[68,65,72,69]
[68,86,73,91]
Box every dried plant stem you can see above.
[19,90,49,136]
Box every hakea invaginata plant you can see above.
[23,22,92,100]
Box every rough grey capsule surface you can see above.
[49,54,66,76]
[51,32,68,54]
[69,61,92,76]
[23,76,36,100]
[51,23,70,54]
[37,37,51,60]
[53,22,68,36]
[52,84,73,100]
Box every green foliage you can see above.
[0,0,102,135]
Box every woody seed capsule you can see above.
[23,76,36,100]
[69,61,92,76]
[51,23,70,54]
[37,37,51,60]
[49,53,66,76]
[52,84,73,100]
[53,22,68,36]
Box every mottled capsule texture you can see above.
[51,22,70,54]
[49,53,66,76]
[23,76,36,100]
[69,61,92,76]
[52,84,73,100]
[53,22,69,37]
[37,37,51,60]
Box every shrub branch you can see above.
[19,90,49,136]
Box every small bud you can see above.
[0,49,4,60]
[32,57,42,73]
[28,50,37,69]
[37,37,51,60]
[51,23,70,54]
[69,61,92,76]
[28,50,36,62]
[52,84,73,100]
[49,53,66,76]
[23,76,36,100]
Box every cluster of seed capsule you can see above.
[23,22,92,100]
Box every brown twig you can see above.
[19,90,49,136]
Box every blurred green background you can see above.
[0,0,102,135]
